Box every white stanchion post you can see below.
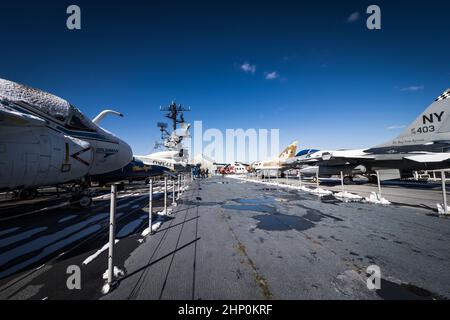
[316,167,320,190]
[177,175,181,198]
[376,171,382,200]
[340,171,345,201]
[149,179,153,233]
[441,170,448,215]
[299,171,302,189]
[164,176,168,214]
[172,179,176,206]
[107,184,117,287]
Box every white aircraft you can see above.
[251,141,299,175]
[289,88,450,184]
[135,122,191,173]
[0,78,133,204]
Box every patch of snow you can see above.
[158,208,172,216]
[101,283,110,294]
[334,192,363,201]
[298,186,312,192]
[364,192,391,205]
[437,204,450,215]
[102,266,124,280]
[141,219,163,237]
[309,188,333,196]
[83,240,119,265]
[0,79,70,117]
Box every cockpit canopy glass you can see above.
[296,149,320,157]
[66,105,96,132]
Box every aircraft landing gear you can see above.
[70,193,93,208]
[69,186,93,208]
[368,175,378,184]
[79,195,93,207]
[18,188,38,200]
[343,176,354,185]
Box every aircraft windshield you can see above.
[66,105,97,132]
[296,149,320,157]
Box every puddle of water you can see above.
[376,279,445,300]
[233,197,276,205]
[222,204,278,214]
[303,211,323,222]
[183,200,223,207]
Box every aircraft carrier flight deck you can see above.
[1,175,449,300]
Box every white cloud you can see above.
[347,12,360,23]
[240,62,256,74]
[401,85,424,92]
[265,71,279,80]
[386,125,406,130]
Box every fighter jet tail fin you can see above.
[380,88,450,147]
[278,141,299,160]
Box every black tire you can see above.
[79,196,93,208]
[19,188,38,200]
[343,176,353,185]
[368,175,378,184]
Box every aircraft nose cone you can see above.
[119,139,133,169]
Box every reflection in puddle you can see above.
[222,196,345,232]
[222,204,278,214]
[253,213,315,232]
[233,197,276,204]
[377,279,445,300]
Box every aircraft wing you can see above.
[404,153,450,163]
[0,105,46,127]
[298,153,375,166]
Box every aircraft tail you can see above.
[380,88,450,147]
[278,141,299,160]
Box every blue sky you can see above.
[1,0,449,159]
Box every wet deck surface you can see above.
[103,176,450,300]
